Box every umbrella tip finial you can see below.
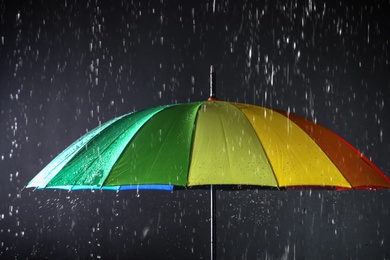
[208,65,218,101]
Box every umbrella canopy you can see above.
[27,100,390,191]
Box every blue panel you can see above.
[34,184,174,191]
[71,185,100,190]
[100,186,119,190]
[118,185,174,190]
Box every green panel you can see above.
[188,101,278,187]
[45,105,166,187]
[27,115,122,188]
[104,102,203,186]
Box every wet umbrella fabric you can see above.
[27,100,390,191]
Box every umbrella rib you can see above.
[106,102,202,188]
[274,110,354,189]
[235,104,280,188]
[263,112,319,187]
[80,120,145,187]
[324,125,390,187]
[30,114,127,188]
[146,107,191,186]
[74,115,138,187]
[269,110,351,188]
[100,105,175,187]
[66,106,169,188]
[185,102,204,186]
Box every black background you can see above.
[1,0,390,259]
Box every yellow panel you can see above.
[234,103,352,188]
[188,101,278,187]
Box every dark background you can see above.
[1,0,390,259]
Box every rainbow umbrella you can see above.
[26,97,390,191]
[27,67,390,259]
[27,100,390,190]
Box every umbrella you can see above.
[27,66,390,258]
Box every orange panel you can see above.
[277,111,390,189]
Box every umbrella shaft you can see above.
[210,185,217,260]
